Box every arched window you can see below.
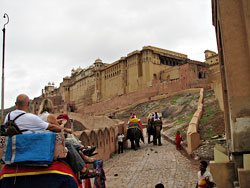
[198,72,202,79]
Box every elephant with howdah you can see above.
[152,120,162,146]
[147,113,163,146]
[126,124,144,150]
[147,118,155,144]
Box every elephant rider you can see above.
[147,113,155,142]
[128,116,143,135]
[153,112,162,121]
[152,112,163,146]
[127,115,144,143]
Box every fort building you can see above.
[33,46,209,114]
[205,50,224,111]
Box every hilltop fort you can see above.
[32,46,220,115]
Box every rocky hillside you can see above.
[115,89,225,160]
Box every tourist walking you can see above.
[118,133,124,154]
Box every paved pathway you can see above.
[100,129,199,188]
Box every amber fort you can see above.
[33,46,219,115]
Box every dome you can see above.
[95,58,103,63]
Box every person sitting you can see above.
[196,160,215,188]
[38,98,98,164]
[4,94,98,179]
[153,112,161,121]
[56,112,97,157]
[127,115,144,143]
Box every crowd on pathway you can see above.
[119,111,215,188]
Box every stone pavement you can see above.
[97,129,200,188]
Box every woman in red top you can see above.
[176,130,181,150]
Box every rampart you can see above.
[78,77,209,116]
[63,112,127,160]
[186,88,204,154]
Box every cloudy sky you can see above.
[0,0,217,109]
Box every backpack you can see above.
[0,112,26,137]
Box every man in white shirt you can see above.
[117,133,124,154]
[196,160,215,188]
[153,112,161,121]
[4,94,65,133]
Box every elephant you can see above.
[0,161,81,188]
[147,118,155,144]
[152,120,163,146]
[126,124,144,150]
[147,112,163,146]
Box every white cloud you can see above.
[0,0,217,108]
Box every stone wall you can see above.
[59,112,127,160]
[77,72,209,116]
[74,121,126,160]
[186,88,204,154]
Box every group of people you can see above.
[3,94,106,188]
[5,94,215,188]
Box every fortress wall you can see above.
[77,75,209,116]
[66,112,120,130]
[97,129,105,160]
[73,121,127,160]
[186,88,204,154]
[103,128,111,160]
[79,131,91,146]
[109,127,116,154]
[77,77,192,115]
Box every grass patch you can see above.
[200,106,215,125]
[174,114,192,126]
[171,94,185,105]
[182,98,194,105]
[203,128,216,139]
[187,113,193,119]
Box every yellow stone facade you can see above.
[34,46,207,112]
[205,50,224,111]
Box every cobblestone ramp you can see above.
[103,129,199,188]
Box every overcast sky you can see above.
[0,0,217,109]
